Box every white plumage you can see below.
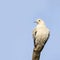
[32,19,50,52]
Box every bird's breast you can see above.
[36,28,49,41]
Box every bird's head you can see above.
[34,19,45,25]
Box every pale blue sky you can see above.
[0,0,60,60]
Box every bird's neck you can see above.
[37,24,46,28]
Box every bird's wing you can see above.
[44,29,50,45]
[32,28,37,38]
[32,28,37,46]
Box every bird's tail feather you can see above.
[32,48,41,60]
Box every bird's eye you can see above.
[39,20,40,21]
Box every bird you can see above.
[32,19,50,60]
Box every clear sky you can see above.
[0,0,60,60]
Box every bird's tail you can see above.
[32,48,41,60]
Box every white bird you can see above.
[32,19,50,60]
